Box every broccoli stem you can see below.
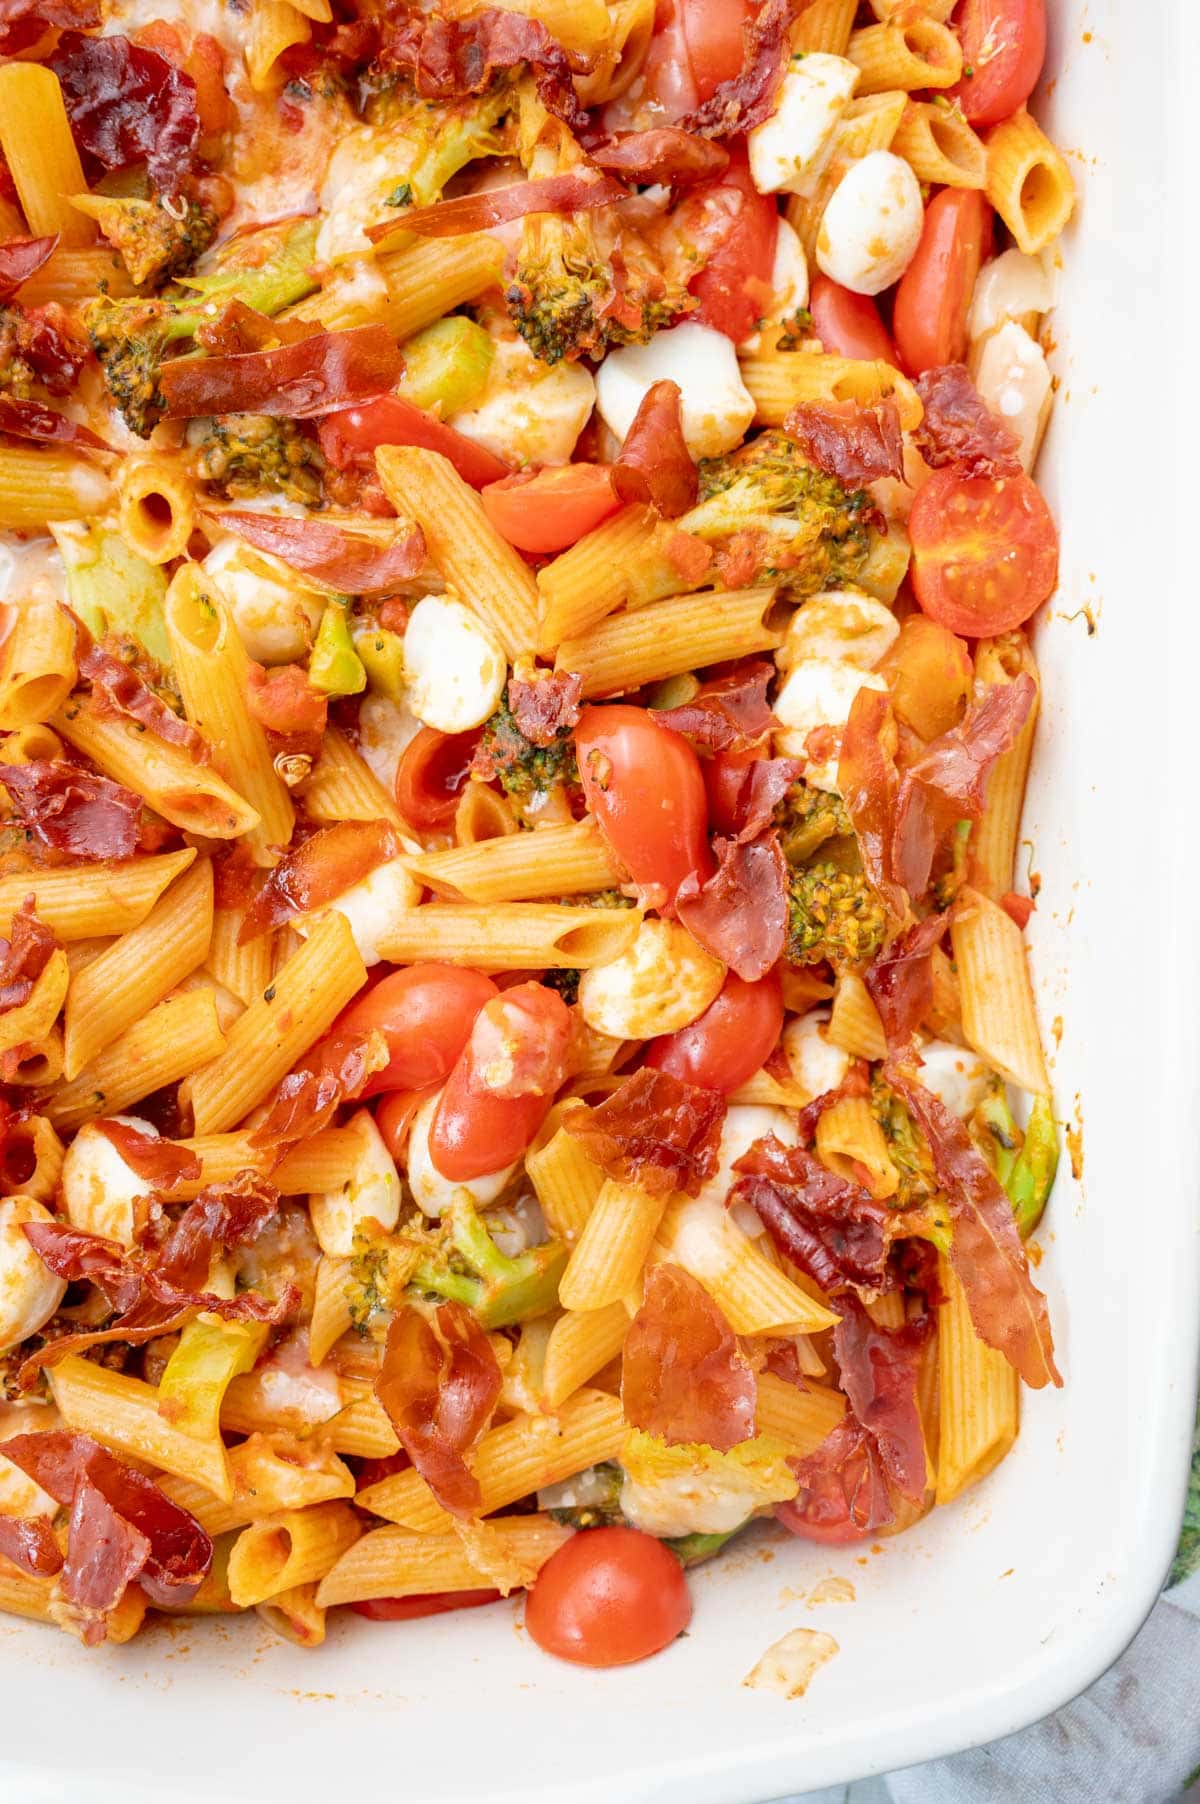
[309,598,366,696]
[413,1196,568,1329]
[666,1525,746,1568]
[973,1088,1058,1237]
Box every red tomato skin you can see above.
[679,0,752,99]
[394,726,479,831]
[703,745,764,836]
[355,1451,411,1489]
[351,1589,502,1621]
[336,965,498,1097]
[950,0,1047,127]
[318,397,510,489]
[375,1086,437,1163]
[480,465,621,554]
[809,276,898,364]
[525,1527,692,1667]
[575,705,713,907]
[909,469,1059,635]
[687,153,779,344]
[429,984,571,1181]
[775,1498,872,1546]
[892,190,993,375]
[645,969,783,1092]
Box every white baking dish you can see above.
[3,4,1198,1800]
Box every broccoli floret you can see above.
[474,692,579,805]
[411,1195,567,1330]
[81,193,219,288]
[543,1462,626,1529]
[775,780,852,865]
[871,1078,946,1222]
[786,861,886,970]
[506,211,690,365]
[361,85,513,236]
[679,429,874,597]
[196,412,323,503]
[970,1084,1058,1238]
[542,966,580,1006]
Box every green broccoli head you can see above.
[786,860,887,970]
[411,1195,567,1330]
[506,212,693,365]
[84,295,197,437]
[871,1077,946,1221]
[85,193,219,289]
[774,780,852,866]
[473,691,580,806]
[196,412,323,504]
[680,429,874,596]
[363,84,513,217]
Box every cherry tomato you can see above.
[525,1527,692,1667]
[355,1450,411,1488]
[776,1496,873,1546]
[809,276,898,364]
[430,983,571,1181]
[375,1086,437,1163]
[679,0,752,100]
[687,151,779,344]
[950,0,1047,127]
[703,744,764,836]
[881,613,974,741]
[394,726,479,831]
[645,969,783,1092]
[480,465,621,554]
[892,190,993,375]
[336,964,498,1097]
[351,1589,502,1622]
[318,396,510,490]
[909,469,1059,636]
[575,705,712,907]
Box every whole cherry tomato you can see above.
[480,465,621,554]
[525,1527,692,1667]
[318,396,509,489]
[429,983,572,1181]
[950,0,1047,128]
[809,276,898,364]
[336,964,498,1097]
[575,704,712,907]
[644,969,783,1092]
[892,189,993,375]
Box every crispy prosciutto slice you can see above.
[0,396,110,451]
[837,687,906,919]
[392,172,626,241]
[249,1029,389,1147]
[212,513,425,596]
[785,400,904,486]
[239,819,400,941]
[563,1068,725,1199]
[0,898,57,1013]
[77,634,209,762]
[610,381,698,519]
[913,364,1022,479]
[622,1263,756,1452]
[506,668,582,747]
[380,9,589,128]
[0,235,58,304]
[93,1120,201,1192]
[680,0,800,138]
[675,832,789,982]
[0,760,142,862]
[776,1416,894,1543]
[832,1293,929,1504]
[49,32,201,196]
[888,1070,1061,1389]
[375,1303,502,1519]
[160,325,403,421]
[864,911,949,1051]
[0,1,97,55]
[0,1432,211,1639]
[652,660,776,754]
[590,129,730,187]
[0,1512,62,1577]
[730,1134,893,1292]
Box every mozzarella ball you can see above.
[747,55,859,196]
[450,333,595,468]
[739,219,811,355]
[403,593,506,734]
[698,1105,798,1224]
[972,320,1051,473]
[296,860,422,967]
[783,1007,850,1101]
[0,1199,67,1356]
[595,323,755,459]
[917,1039,991,1119]
[779,590,899,672]
[203,538,325,665]
[357,692,423,797]
[60,1115,157,1247]
[406,1088,516,1219]
[577,919,725,1040]
[968,248,1055,341]
[310,1110,402,1257]
[816,151,924,296]
[620,1453,768,1539]
[774,660,887,790]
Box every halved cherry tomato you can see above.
[776,1491,873,1546]
[318,396,510,490]
[808,276,898,364]
[525,1526,692,1667]
[950,0,1047,128]
[429,983,571,1181]
[375,1086,436,1163]
[336,964,498,1097]
[351,1589,502,1622]
[909,468,1059,635]
[575,705,713,907]
[645,969,783,1092]
[480,465,621,554]
[687,150,779,344]
[394,726,479,831]
[679,0,752,100]
[892,189,993,375]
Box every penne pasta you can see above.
[740,350,923,430]
[815,1095,899,1199]
[535,504,657,652]
[228,1503,360,1608]
[936,1260,1019,1505]
[309,1255,353,1366]
[402,820,624,903]
[828,971,890,1061]
[302,726,405,828]
[971,635,1040,897]
[847,17,962,92]
[159,1438,357,1537]
[378,234,506,342]
[46,987,227,1133]
[256,1583,326,1648]
[541,1302,630,1410]
[985,109,1076,255]
[316,1517,572,1609]
[557,589,781,698]
[0,63,94,245]
[891,97,988,188]
[117,459,196,566]
[0,447,111,529]
[558,1180,668,1312]
[656,1197,840,1337]
[791,0,858,55]
[952,887,1050,1095]
[525,1115,606,1244]
[0,851,197,942]
[48,1355,233,1499]
[754,1371,847,1457]
[0,597,77,729]
[206,904,274,1009]
[374,902,642,971]
[246,0,311,89]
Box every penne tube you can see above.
[48,1354,233,1498]
[928,944,963,1040]
[357,1389,625,1532]
[791,0,857,54]
[970,634,1040,897]
[309,1255,353,1366]
[256,1582,326,1648]
[168,1125,361,1198]
[302,725,405,828]
[403,820,624,903]
[0,1564,56,1625]
[16,244,134,306]
[185,910,366,1134]
[5,1028,64,1089]
[740,350,923,430]
[0,724,63,765]
[228,1502,360,1608]
[557,588,781,698]
[952,887,1050,1095]
[847,17,962,92]
[0,1114,65,1202]
[815,1095,899,1199]
[0,64,94,245]
[891,98,987,189]
[558,1180,668,1312]
[0,597,77,729]
[0,849,196,941]
[525,1114,606,1243]
[374,902,642,971]
[727,1067,810,1109]
[46,988,227,1133]
[453,779,518,847]
[246,0,311,90]
[535,504,657,653]
[0,447,111,529]
[655,1197,840,1336]
[754,1371,846,1457]
[62,856,214,1079]
[117,459,196,566]
[375,446,539,660]
[159,1437,357,1537]
[54,692,260,841]
[206,904,274,1008]
[165,565,294,863]
[316,1516,571,1609]
[541,1302,630,1410]
[0,950,67,1057]
[936,1259,1018,1505]
[378,234,505,341]
[985,109,1076,256]
[828,971,889,1061]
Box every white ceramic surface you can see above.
[2,4,1197,1800]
